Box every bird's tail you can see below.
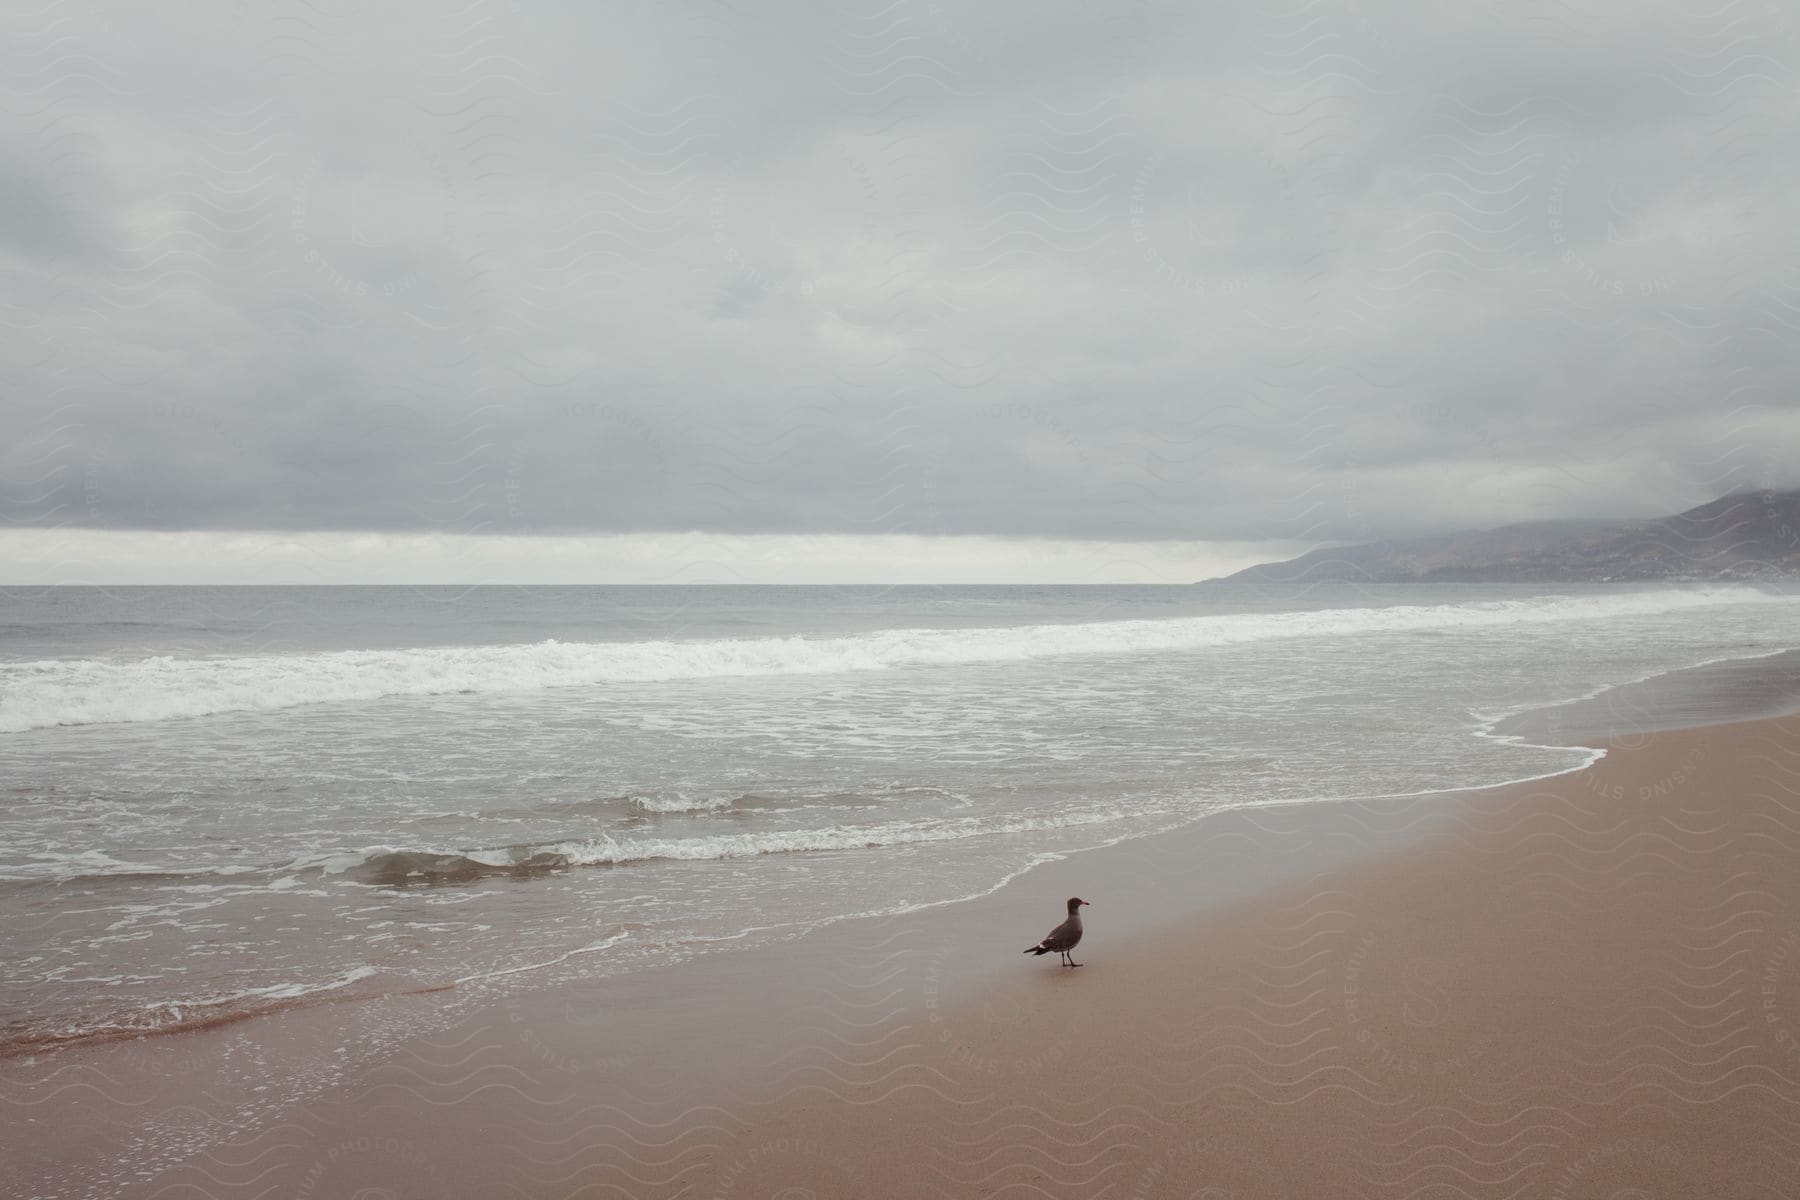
[1023,945,1050,955]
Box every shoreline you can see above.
[562,711,1800,1198]
[1492,645,1800,745]
[9,634,1762,1063]
[8,656,1800,1196]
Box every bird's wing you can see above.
[1039,916,1078,951]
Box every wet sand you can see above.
[8,712,1800,1197]
[1494,646,1800,744]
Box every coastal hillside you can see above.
[1222,489,1800,583]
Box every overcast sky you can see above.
[4,0,1798,582]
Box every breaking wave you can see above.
[1,587,1781,732]
[300,808,1156,885]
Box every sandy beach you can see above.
[8,708,1800,1198]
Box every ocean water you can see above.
[3,582,1798,1054]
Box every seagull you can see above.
[1023,897,1089,967]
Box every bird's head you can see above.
[1067,897,1089,913]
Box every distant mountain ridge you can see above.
[1222,490,1800,583]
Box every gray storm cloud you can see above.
[4,0,1798,550]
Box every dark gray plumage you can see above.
[1023,896,1089,967]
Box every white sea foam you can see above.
[0,848,257,883]
[628,793,736,814]
[0,587,1781,733]
[540,811,1135,866]
[231,963,380,1002]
